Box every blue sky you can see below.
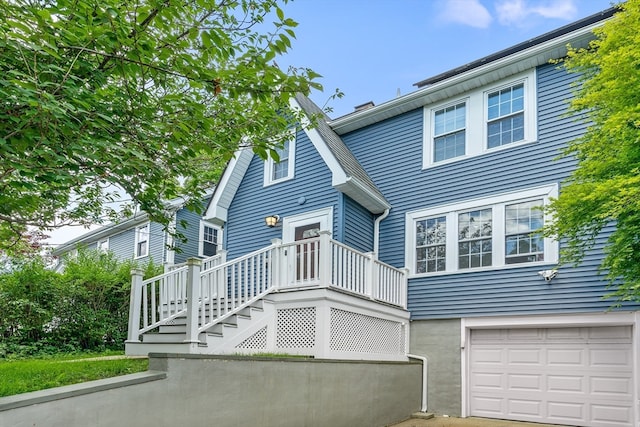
[46,0,615,246]
[278,0,615,118]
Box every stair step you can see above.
[142,332,206,343]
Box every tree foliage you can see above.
[544,0,640,301]
[0,0,320,252]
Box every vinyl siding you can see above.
[104,222,165,265]
[342,63,639,318]
[225,129,340,259]
[174,201,210,264]
[342,195,375,253]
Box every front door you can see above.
[294,222,320,283]
[282,207,333,286]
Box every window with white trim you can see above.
[423,70,537,168]
[487,83,525,148]
[134,223,149,258]
[200,223,221,257]
[97,238,109,253]
[406,185,558,276]
[264,132,296,186]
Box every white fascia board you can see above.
[204,148,253,223]
[336,177,390,214]
[330,23,601,135]
[52,213,150,256]
[289,97,348,186]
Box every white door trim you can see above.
[282,206,333,243]
[460,311,639,422]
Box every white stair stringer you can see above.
[203,299,277,355]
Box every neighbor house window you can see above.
[406,185,557,275]
[487,83,525,148]
[97,238,109,252]
[423,71,536,168]
[433,102,466,162]
[135,223,149,258]
[264,132,296,186]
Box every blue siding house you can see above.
[126,7,639,427]
[53,194,220,270]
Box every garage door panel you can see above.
[471,372,504,389]
[508,348,542,365]
[548,348,585,366]
[547,401,585,421]
[547,375,585,393]
[590,376,633,396]
[591,404,633,426]
[591,348,632,367]
[469,326,633,427]
[508,373,541,391]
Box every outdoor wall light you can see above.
[265,215,280,228]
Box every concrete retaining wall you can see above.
[0,354,422,427]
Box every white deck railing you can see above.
[127,232,407,342]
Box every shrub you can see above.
[0,250,162,357]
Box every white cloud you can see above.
[439,0,493,29]
[496,0,577,26]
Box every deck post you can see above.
[366,252,376,300]
[184,257,202,343]
[270,239,282,289]
[318,231,331,286]
[402,268,409,309]
[127,268,144,342]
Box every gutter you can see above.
[407,354,428,412]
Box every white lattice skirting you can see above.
[232,289,409,361]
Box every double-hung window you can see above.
[415,217,447,273]
[264,132,296,186]
[433,102,466,162]
[487,83,525,148]
[406,185,557,275]
[135,223,149,258]
[423,70,536,168]
[200,223,221,257]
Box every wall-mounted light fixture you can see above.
[265,215,280,228]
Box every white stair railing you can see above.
[127,237,408,343]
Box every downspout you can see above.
[373,208,390,257]
[407,354,428,413]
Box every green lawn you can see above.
[0,352,149,397]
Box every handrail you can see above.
[128,238,407,342]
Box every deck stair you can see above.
[126,233,410,360]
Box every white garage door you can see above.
[469,326,634,427]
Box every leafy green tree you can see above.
[0,0,320,252]
[544,0,640,301]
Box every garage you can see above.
[469,326,634,427]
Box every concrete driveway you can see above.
[389,415,576,427]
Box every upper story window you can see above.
[487,83,525,148]
[97,238,109,253]
[200,222,221,257]
[406,184,557,276]
[423,70,536,168]
[434,102,466,162]
[264,132,296,186]
[134,223,149,259]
